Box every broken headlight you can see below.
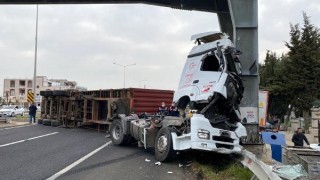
[198,129,210,140]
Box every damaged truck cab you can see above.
[110,32,247,162]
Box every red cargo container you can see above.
[129,88,174,115]
[40,88,174,128]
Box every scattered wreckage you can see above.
[110,32,247,161]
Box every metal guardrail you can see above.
[241,149,282,180]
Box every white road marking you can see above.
[0,124,34,131]
[47,141,112,180]
[0,132,59,147]
[27,132,58,140]
[0,140,25,147]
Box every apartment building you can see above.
[3,76,86,107]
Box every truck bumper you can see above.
[172,114,247,154]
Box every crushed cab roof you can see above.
[191,31,227,43]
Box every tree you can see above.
[285,12,320,131]
[259,51,279,88]
[259,52,291,124]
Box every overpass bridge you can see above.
[0,0,259,143]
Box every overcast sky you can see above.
[0,0,319,96]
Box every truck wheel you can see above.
[53,90,69,97]
[43,119,52,126]
[40,91,53,97]
[155,127,176,162]
[110,120,131,145]
[51,120,61,127]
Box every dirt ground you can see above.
[0,118,29,128]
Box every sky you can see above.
[0,0,320,96]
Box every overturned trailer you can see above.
[39,88,174,129]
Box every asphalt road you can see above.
[0,124,196,180]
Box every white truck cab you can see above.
[174,32,242,109]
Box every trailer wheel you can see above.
[51,120,61,127]
[110,120,131,145]
[53,90,69,97]
[40,91,53,97]
[155,127,176,162]
[43,119,52,126]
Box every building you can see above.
[3,76,86,107]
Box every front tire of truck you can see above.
[155,127,176,162]
[110,120,131,145]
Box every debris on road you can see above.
[185,161,192,167]
[310,143,320,151]
[167,171,173,174]
[272,164,308,179]
[145,158,151,162]
[155,162,161,166]
[178,164,183,168]
[283,146,320,178]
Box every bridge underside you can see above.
[0,0,228,13]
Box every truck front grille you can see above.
[216,143,234,149]
[212,136,234,143]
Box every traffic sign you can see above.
[27,92,34,103]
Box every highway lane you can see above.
[0,125,107,180]
[58,143,197,180]
[0,125,196,180]
[0,124,55,145]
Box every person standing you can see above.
[29,103,37,124]
[292,128,310,147]
[158,102,168,116]
[169,102,179,116]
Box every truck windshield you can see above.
[200,54,220,72]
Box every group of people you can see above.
[157,102,179,117]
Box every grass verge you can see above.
[192,161,253,180]
[180,151,253,180]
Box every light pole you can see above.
[135,79,147,88]
[33,4,39,103]
[113,62,136,88]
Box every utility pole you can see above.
[5,91,9,105]
[33,4,39,103]
[113,62,136,88]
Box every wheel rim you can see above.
[112,125,121,140]
[157,133,168,153]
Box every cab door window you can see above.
[200,54,220,72]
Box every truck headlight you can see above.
[198,129,210,140]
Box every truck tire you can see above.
[43,119,52,126]
[51,120,61,127]
[53,90,69,97]
[38,119,43,124]
[110,120,131,145]
[40,91,53,97]
[155,127,177,162]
